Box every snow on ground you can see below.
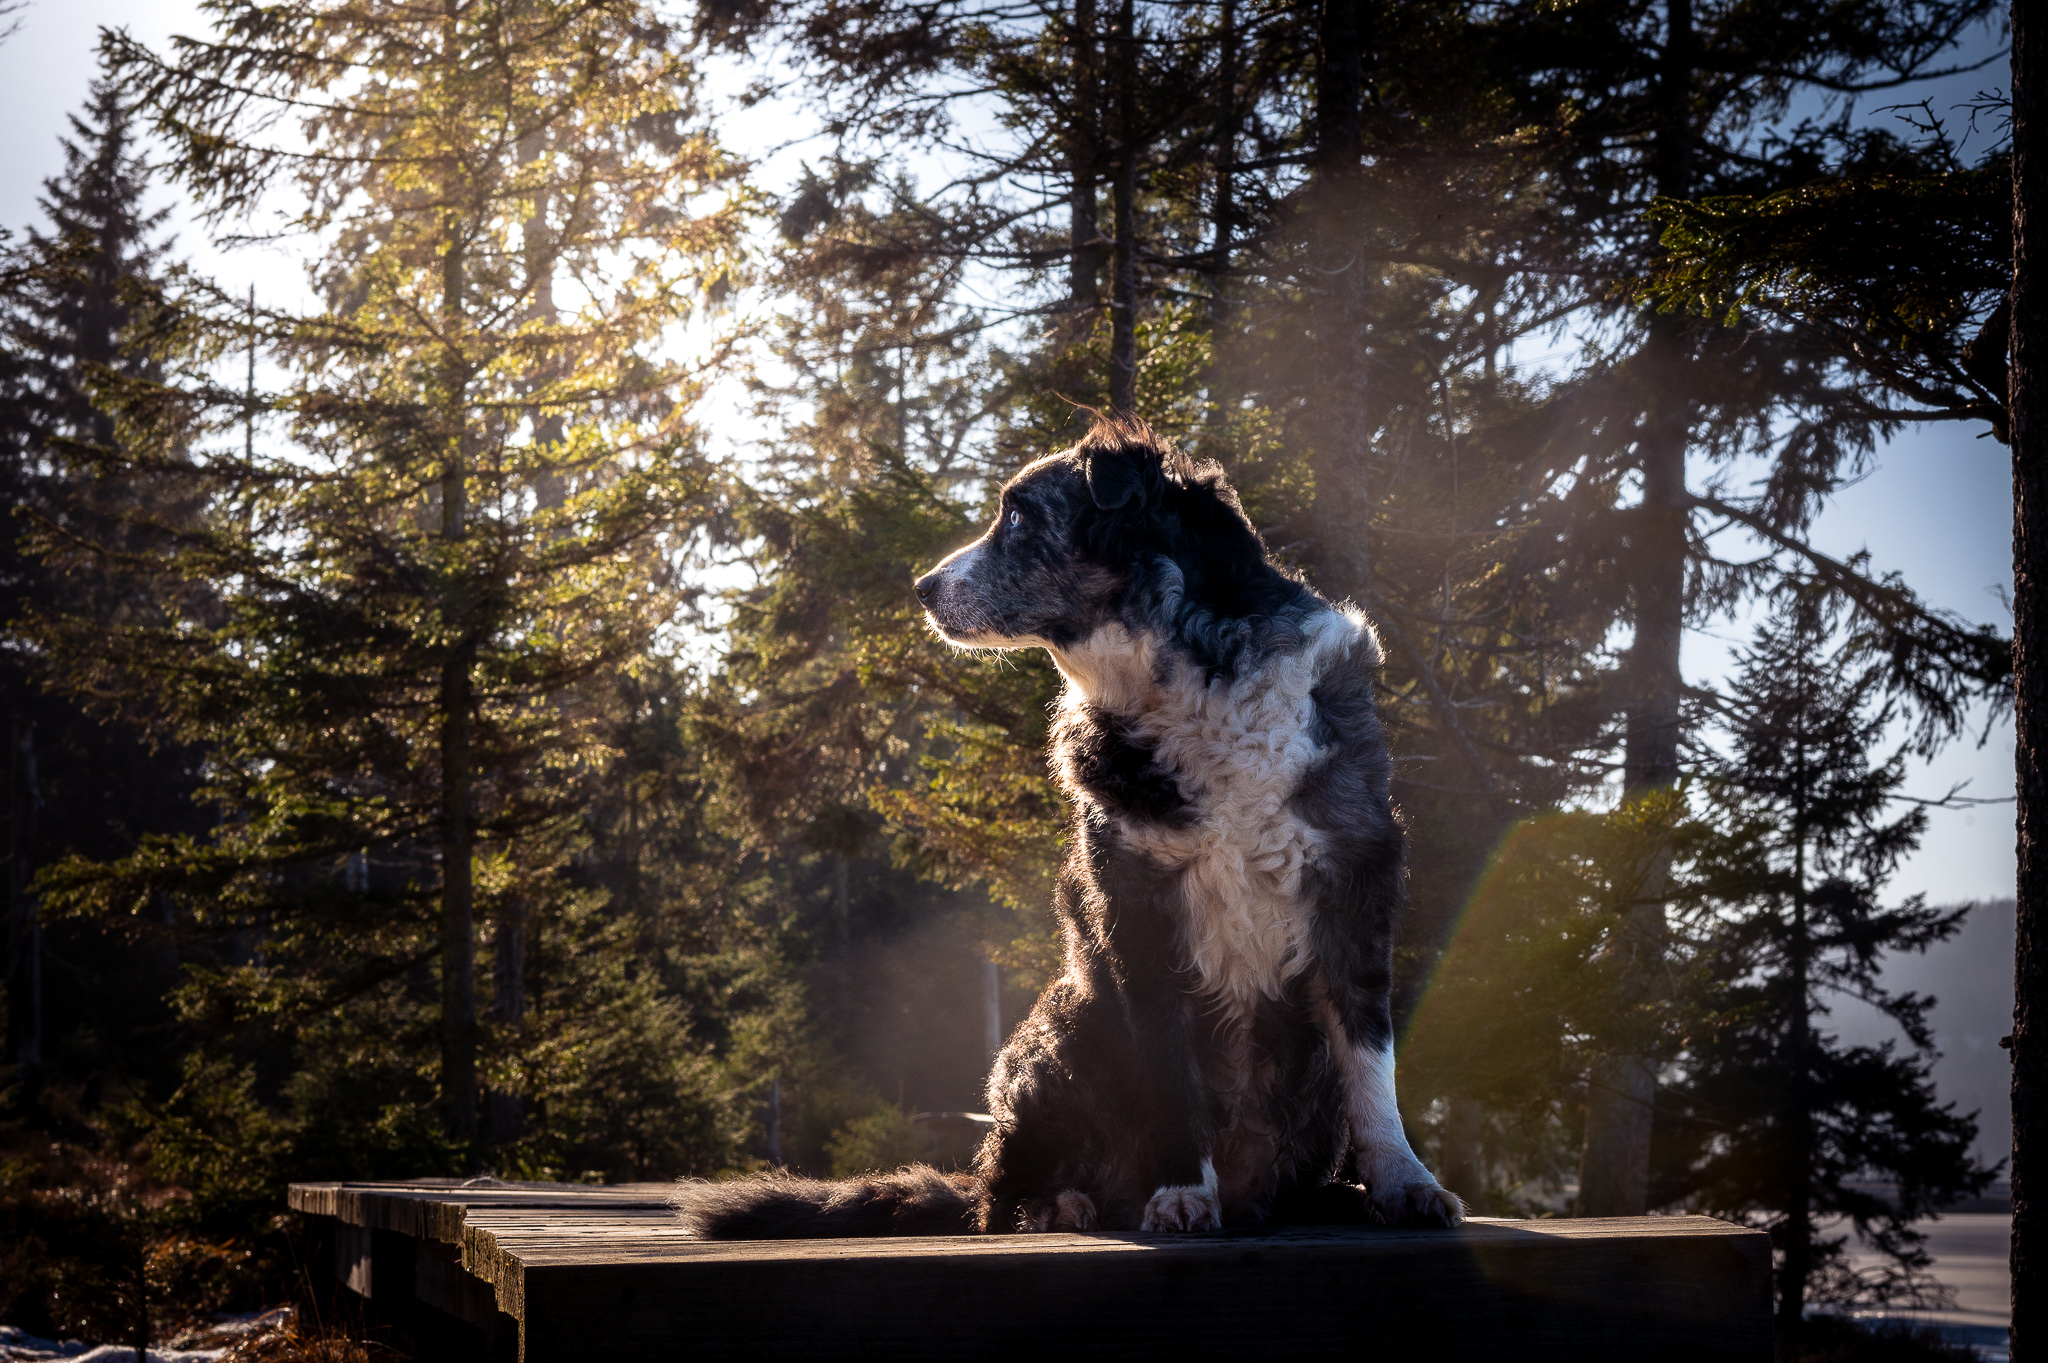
[0,1307,293,1362]
[0,1331,218,1362]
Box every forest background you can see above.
[0,0,2023,1354]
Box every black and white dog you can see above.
[675,418,1462,1236]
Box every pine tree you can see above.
[29,0,748,1160]
[1,69,204,1099]
[1660,587,1991,1349]
[1453,0,2010,1213]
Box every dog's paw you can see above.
[1020,1189,1101,1233]
[1141,1182,1222,1233]
[1372,1177,1464,1228]
[1052,1189,1098,1231]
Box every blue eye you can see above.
[1008,510,1020,528]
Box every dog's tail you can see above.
[673,1165,982,1239]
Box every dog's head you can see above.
[913,418,1296,664]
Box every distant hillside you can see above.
[1828,898,2015,1174]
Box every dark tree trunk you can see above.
[440,620,477,1147]
[1107,0,1138,413]
[983,957,1002,1062]
[1068,0,1101,330]
[1208,0,1240,348]
[1442,1097,1485,1206]
[1204,0,1242,429]
[244,284,256,461]
[834,849,852,1019]
[1779,776,1814,1348]
[1578,0,1693,1219]
[521,127,565,500]
[480,128,562,1152]
[439,218,478,1148]
[2011,1,2046,1355]
[5,716,42,1085]
[132,1248,149,1363]
[487,901,526,1146]
[1307,0,1372,604]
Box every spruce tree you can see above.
[1660,586,1990,1348]
[1454,0,2010,1213]
[1,70,204,1099]
[29,0,747,1159]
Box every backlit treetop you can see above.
[32,0,752,1149]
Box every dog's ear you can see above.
[1085,442,1185,511]
[1084,445,1149,510]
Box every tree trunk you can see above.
[1068,0,1101,331]
[1780,784,1814,1348]
[1204,0,1236,356]
[487,901,526,1146]
[834,850,852,1020]
[439,183,478,1146]
[1442,1097,1485,1207]
[1578,0,1693,1219]
[244,284,257,461]
[625,767,645,933]
[482,126,558,1151]
[2010,0,2046,1354]
[984,957,1003,1061]
[1107,0,1138,413]
[5,716,42,1085]
[1307,0,1372,605]
[440,597,477,1147]
[521,126,566,500]
[132,1248,148,1363]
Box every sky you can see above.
[0,1,2020,1040]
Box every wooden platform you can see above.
[288,1179,1773,1361]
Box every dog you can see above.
[673,417,1463,1236]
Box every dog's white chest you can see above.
[1066,611,1367,1011]
[1134,664,1326,1008]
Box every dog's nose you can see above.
[913,572,939,606]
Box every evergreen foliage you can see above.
[1428,0,2006,1214]
[0,69,210,1108]
[23,0,766,1183]
[0,70,249,1348]
[1659,588,1992,1344]
[1398,792,1691,1213]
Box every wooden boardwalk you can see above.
[289,1179,1772,1361]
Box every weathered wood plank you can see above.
[414,1236,500,1329]
[292,1181,1773,1363]
[513,1219,1767,1362]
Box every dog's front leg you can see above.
[1124,984,1220,1232]
[1316,984,1464,1227]
[1097,852,1221,1233]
